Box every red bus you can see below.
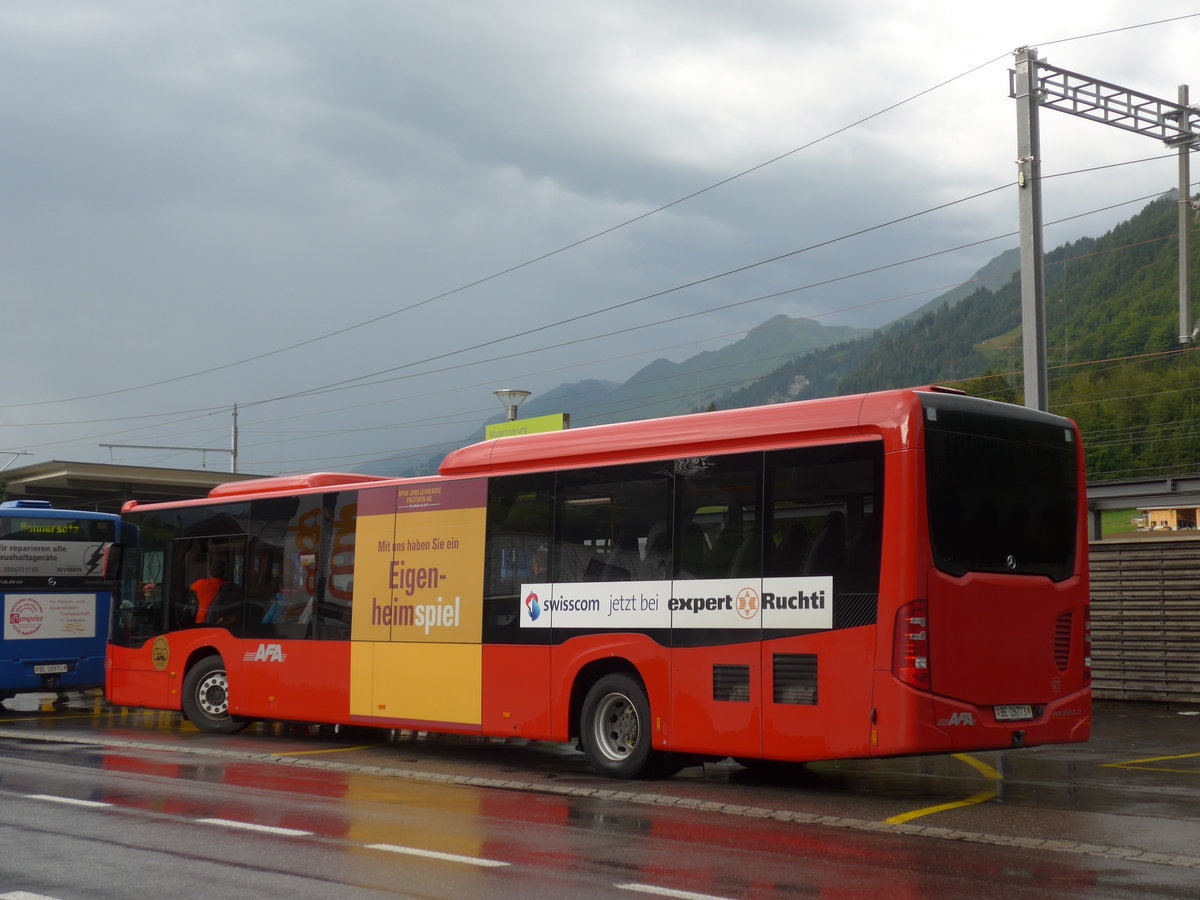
[107,386,1090,777]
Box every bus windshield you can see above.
[922,394,1078,583]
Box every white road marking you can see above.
[196,817,312,837]
[616,885,737,900]
[365,842,510,868]
[23,794,111,809]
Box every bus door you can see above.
[758,443,882,763]
[668,456,763,759]
[238,494,352,722]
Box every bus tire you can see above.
[182,656,248,734]
[580,673,654,779]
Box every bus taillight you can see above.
[893,599,930,690]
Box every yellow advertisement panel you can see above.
[349,479,487,726]
[351,513,396,643]
[351,642,482,726]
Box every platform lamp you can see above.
[493,389,532,422]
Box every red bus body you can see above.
[107,387,1090,775]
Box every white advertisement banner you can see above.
[0,540,109,579]
[3,594,96,641]
[519,577,832,630]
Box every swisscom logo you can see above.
[524,591,542,621]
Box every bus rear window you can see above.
[923,396,1078,582]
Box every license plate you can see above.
[33,664,69,675]
[994,704,1034,722]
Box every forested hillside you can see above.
[1042,195,1199,480]
[720,193,1200,481]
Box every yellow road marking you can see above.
[1104,765,1200,775]
[1102,751,1200,775]
[884,753,1002,824]
[270,744,382,757]
[951,753,1004,781]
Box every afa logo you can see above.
[938,712,977,727]
[243,643,287,663]
[524,591,542,622]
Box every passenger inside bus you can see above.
[188,559,229,623]
[187,558,242,628]
[770,522,811,575]
[803,510,846,576]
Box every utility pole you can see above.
[101,405,240,471]
[231,403,239,473]
[1009,50,1200,411]
[1177,85,1194,343]
[1013,48,1048,412]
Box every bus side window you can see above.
[312,492,356,641]
[170,536,247,631]
[249,496,324,640]
[483,474,553,644]
[674,454,761,580]
[554,463,671,585]
[766,443,883,594]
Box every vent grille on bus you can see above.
[773,654,818,705]
[1054,611,1073,670]
[713,665,750,702]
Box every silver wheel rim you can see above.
[593,691,640,762]
[196,670,229,718]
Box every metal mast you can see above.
[1009,50,1200,410]
[1013,48,1048,412]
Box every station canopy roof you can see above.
[0,461,263,514]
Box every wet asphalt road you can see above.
[0,694,1197,897]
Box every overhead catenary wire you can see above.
[0,50,1020,411]
[57,164,1172,449]
[12,18,1191,416]
[20,173,1193,466]
[247,214,1200,467]
[231,180,1194,411]
[14,14,1200,466]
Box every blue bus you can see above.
[0,499,125,705]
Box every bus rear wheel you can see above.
[580,673,657,779]
[182,656,248,734]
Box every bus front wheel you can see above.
[182,656,248,734]
[580,673,655,779]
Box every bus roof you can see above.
[0,500,119,522]
[206,472,393,499]
[120,471,394,512]
[438,386,958,478]
[119,386,967,512]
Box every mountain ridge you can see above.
[387,191,1196,480]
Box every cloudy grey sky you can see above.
[2,2,1199,476]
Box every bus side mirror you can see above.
[102,544,123,581]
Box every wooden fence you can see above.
[1089,537,1200,702]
